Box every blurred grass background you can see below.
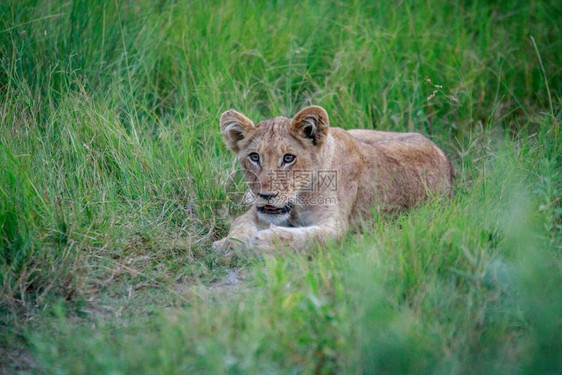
[0,0,560,373]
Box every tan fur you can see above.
[213,106,453,253]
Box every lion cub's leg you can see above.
[212,209,259,252]
[250,218,347,252]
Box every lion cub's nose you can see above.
[258,192,278,200]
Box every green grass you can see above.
[1,0,560,373]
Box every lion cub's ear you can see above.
[220,109,256,153]
[291,106,329,147]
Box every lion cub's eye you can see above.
[283,154,296,164]
[248,152,260,163]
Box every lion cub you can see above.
[213,106,453,252]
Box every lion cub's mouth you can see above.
[257,203,292,215]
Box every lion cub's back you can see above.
[347,128,453,210]
[347,129,429,146]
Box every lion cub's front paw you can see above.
[249,229,280,252]
[212,238,232,253]
[212,237,249,256]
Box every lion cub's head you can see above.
[220,106,330,225]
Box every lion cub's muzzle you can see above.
[255,191,294,216]
[256,202,293,215]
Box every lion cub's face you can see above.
[220,106,330,225]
